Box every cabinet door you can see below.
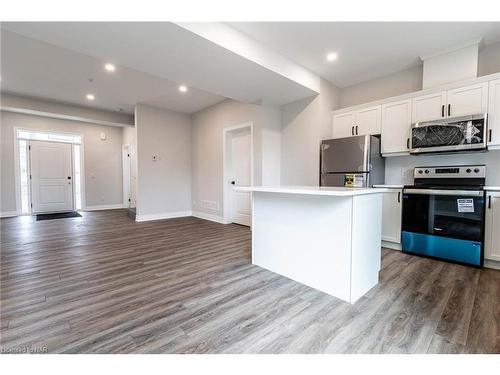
[356,105,381,136]
[488,79,500,147]
[485,192,500,262]
[381,189,402,244]
[332,112,355,139]
[447,82,488,118]
[381,99,412,155]
[412,91,447,123]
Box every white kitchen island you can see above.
[234,186,388,304]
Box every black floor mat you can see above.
[36,212,82,221]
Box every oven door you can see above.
[402,189,485,266]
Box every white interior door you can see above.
[230,129,252,226]
[30,140,74,213]
[122,145,131,208]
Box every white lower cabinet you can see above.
[381,189,402,244]
[485,192,500,262]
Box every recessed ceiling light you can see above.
[179,85,188,93]
[104,63,116,72]
[86,94,95,101]
[326,52,338,62]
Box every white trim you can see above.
[13,126,85,215]
[381,241,402,251]
[2,106,133,128]
[0,211,18,218]
[83,204,126,211]
[222,121,254,224]
[192,211,230,224]
[135,211,192,222]
[484,259,500,270]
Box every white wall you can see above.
[280,78,340,185]
[1,110,124,214]
[339,41,500,109]
[385,150,500,186]
[191,99,281,220]
[135,104,192,220]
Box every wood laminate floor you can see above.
[1,210,499,354]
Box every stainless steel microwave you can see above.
[409,113,488,154]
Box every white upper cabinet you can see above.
[485,192,500,262]
[356,105,381,136]
[332,112,355,139]
[332,106,381,139]
[412,83,488,123]
[488,79,500,147]
[381,99,412,154]
[446,82,488,118]
[411,91,447,123]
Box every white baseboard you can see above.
[83,204,126,211]
[192,211,230,224]
[484,259,500,270]
[135,211,192,222]
[0,211,18,218]
[382,240,402,251]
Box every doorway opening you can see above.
[15,128,84,215]
[223,122,253,226]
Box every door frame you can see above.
[222,122,254,224]
[13,127,85,215]
[122,144,131,208]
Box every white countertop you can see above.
[484,186,500,191]
[373,184,404,189]
[234,185,388,196]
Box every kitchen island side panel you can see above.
[350,193,383,303]
[251,191,353,302]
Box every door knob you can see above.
[231,181,235,185]
[67,176,71,179]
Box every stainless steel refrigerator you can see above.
[320,135,385,187]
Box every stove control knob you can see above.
[424,169,430,174]
[418,169,423,174]
[466,168,472,173]
[474,168,480,173]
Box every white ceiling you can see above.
[228,22,500,87]
[1,22,319,111]
[1,30,226,115]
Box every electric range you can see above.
[401,165,486,267]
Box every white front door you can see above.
[230,129,252,226]
[30,141,74,213]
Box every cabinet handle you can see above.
[398,192,401,203]
[351,126,354,136]
[406,138,410,149]
[355,125,358,135]
[489,195,492,209]
[441,105,445,117]
[448,104,451,117]
[489,129,492,143]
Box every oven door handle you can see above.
[404,188,483,197]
